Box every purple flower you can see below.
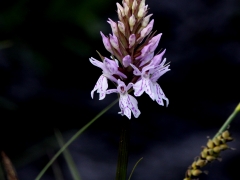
[89,0,171,118]
[90,57,127,99]
[130,52,170,106]
[107,79,140,119]
[90,75,108,100]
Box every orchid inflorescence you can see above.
[90,0,170,119]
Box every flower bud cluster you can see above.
[90,0,170,119]
[184,130,234,180]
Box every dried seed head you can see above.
[212,137,221,146]
[191,169,203,176]
[222,130,233,141]
[195,159,207,168]
[207,139,215,149]
[184,130,234,180]
[117,3,124,19]
[219,144,229,151]
[213,146,221,153]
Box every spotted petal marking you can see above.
[91,75,108,100]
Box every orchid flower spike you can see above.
[89,0,171,119]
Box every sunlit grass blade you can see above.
[35,98,119,180]
[54,129,81,180]
[128,157,143,180]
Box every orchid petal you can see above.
[128,95,141,118]
[107,18,118,36]
[130,63,141,76]
[91,75,108,100]
[89,57,104,69]
[153,82,169,106]
[150,50,166,66]
[150,66,170,82]
[133,79,145,97]
[139,52,154,67]
[129,34,136,48]
[135,44,151,60]
[123,55,131,67]
[106,89,119,94]
[145,80,155,100]
[109,34,120,51]
[100,32,113,54]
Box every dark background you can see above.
[0,0,240,179]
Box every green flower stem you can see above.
[213,103,240,139]
[128,157,143,180]
[35,98,119,180]
[115,118,130,180]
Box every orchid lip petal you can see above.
[153,82,169,107]
[108,79,141,119]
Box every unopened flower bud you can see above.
[124,0,130,6]
[116,3,125,17]
[123,2,129,17]
[100,32,113,54]
[129,14,136,31]
[128,34,136,48]
[139,52,154,66]
[137,9,144,18]
[148,33,162,52]
[109,34,120,51]
[151,49,166,66]
[118,21,126,35]
[138,19,154,41]
[139,0,146,10]
[132,0,138,14]
[138,1,147,18]
[107,18,118,37]
[122,55,131,67]
[136,44,151,60]
[142,14,152,27]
